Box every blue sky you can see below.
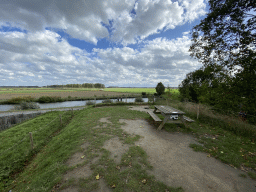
[0,0,208,87]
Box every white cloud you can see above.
[0,29,201,86]
[0,0,207,45]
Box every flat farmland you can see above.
[0,88,133,101]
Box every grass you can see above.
[0,110,75,190]
[2,94,256,191]
[1,105,183,192]
[152,95,256,180]
[104,87,179,94]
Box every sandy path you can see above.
[117,106,256,192]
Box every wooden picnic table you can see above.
[148,105,194,130]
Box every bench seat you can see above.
[183,115,194,122]
[148,111,162,122]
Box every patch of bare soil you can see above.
[103,137,129,164]
[92,179,112,192]
[66,152,86,167]
[59,186,79,192]
[63,165,92,180]
[99,117,112,124]
[119,118,256,192]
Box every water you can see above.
[0,98,148,112]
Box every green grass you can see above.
[0,110,75,190]
[153,96,256,180]
[104,87,179,94]
[3,96,256,191]
[0,88,101,94]
[2,106,183,192]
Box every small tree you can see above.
[155,82,165,96]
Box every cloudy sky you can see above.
[0,0,208,87]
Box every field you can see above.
[0,88,137,101]
[0,87,180,102]
[1,100,256,191]
[104,87,179,94]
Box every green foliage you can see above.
[135,97,144,102]
[189,0,256,123]
[179,64,229,104]
[155,82,165,96]
[37,96,64,103]
[86,100,96,105]
[6,96,35,104]
[14,101,40,110]
[101,99,113,103]
[142,92,146,96]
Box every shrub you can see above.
[7,96,35,104]
[135,97,144,102]
[14,102,40,110]
[142,92,146,96]
[155,82,165,95]
[37,96,64,103]
[102,99,113,103]
[86,100,96,105]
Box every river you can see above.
[0,98,148,112]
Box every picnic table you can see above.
[147,105,194,130]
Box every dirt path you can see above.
[59,105,256,192]
[124,106,256,192]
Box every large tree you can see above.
[189,0,256,122]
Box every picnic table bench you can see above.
[147,105,194,130]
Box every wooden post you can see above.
[59,115,62,126]
[197,104,199,119]
[29,132,34,150]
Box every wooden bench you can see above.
[183,115,194,122]
[147,111,162,122]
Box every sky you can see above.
[0,0,209,87]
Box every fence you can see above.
[0,112,42,131]
[0,108,75,157]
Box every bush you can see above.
[14,102,40,110]
[86,100,96,105]
[102,99,113,103]
[155,82,165,95]
[7,96,35,104]
[135,97,144,102]
[142,92,146,96]
[37,96,64,103]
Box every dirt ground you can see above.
[60,106,256,192]
[0,90,130,100]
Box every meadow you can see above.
[0,88,141,103]
[0,95,256,191]
[0,87,180,104]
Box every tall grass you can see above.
[156,97,256,141]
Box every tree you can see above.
[155,82,165,96]
[179,64,229,103]
[189,0,256,122]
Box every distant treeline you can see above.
[46,83,105,88]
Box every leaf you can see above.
[207,154,211,157]
[81,155,85,159]
[111,184,116,188]
[142,179,147,184]
[96,174,100,180]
